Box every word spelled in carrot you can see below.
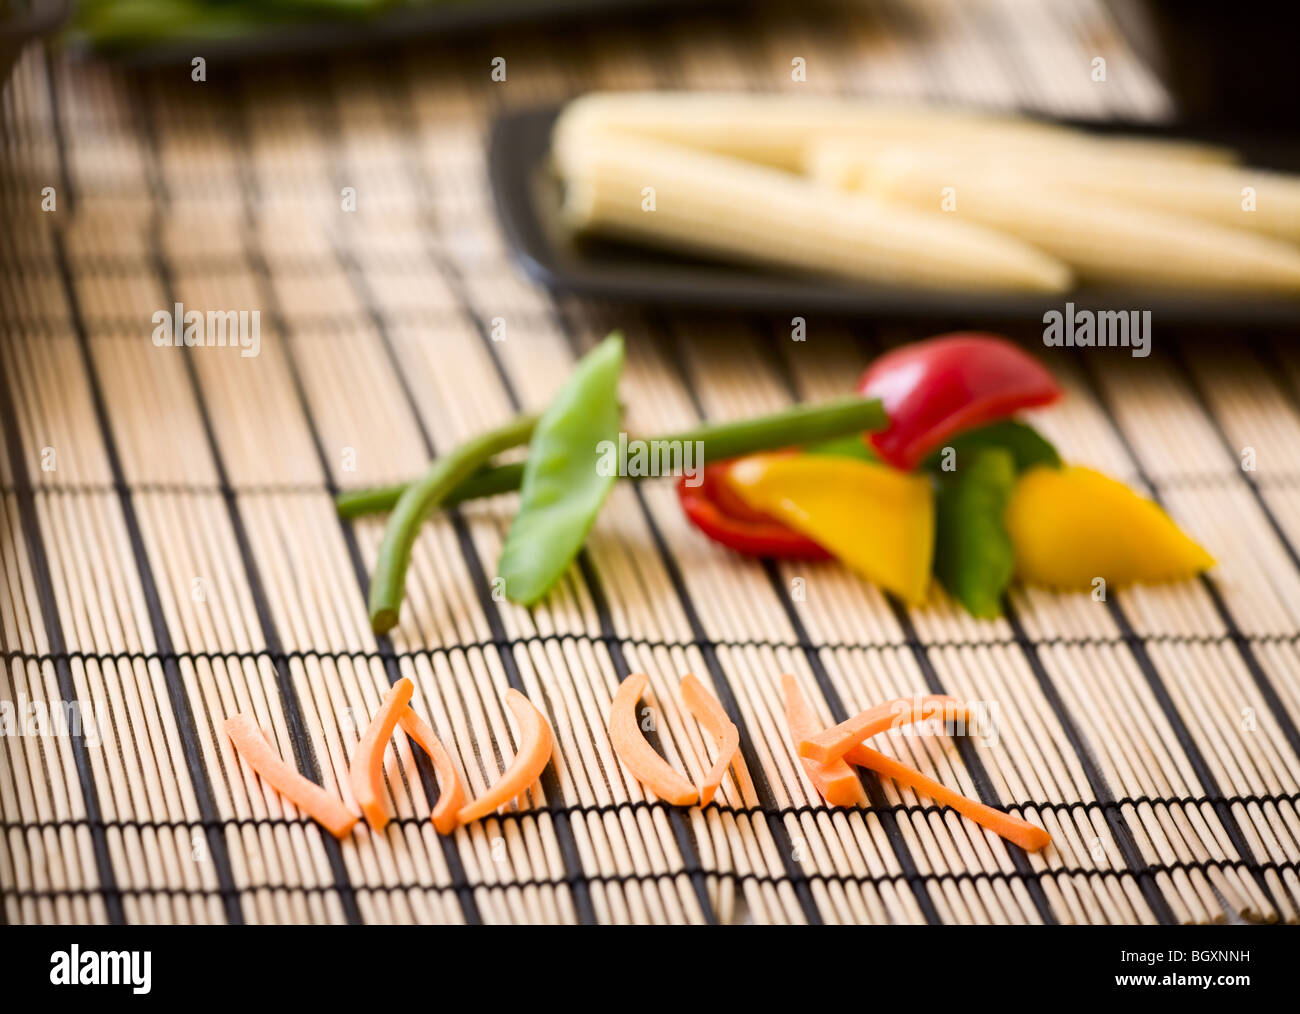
[398,707,467,835]
[680,674,741,806]
[349,677,415,832]
[846,742,1051,852]
[799,694,970,764]
[225,713,357,840]
[782,675,867,808]
[609,674,699,806]
[458,690,555,825]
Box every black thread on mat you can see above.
[763,563,949,925]
[608,320,823,926]
[917,342,1175,921]
[241,242,480,927]
[399,49,720,917]
[836,328,1058,923]
[1076,354,1279,915]
[8,627,1300,668]
[761,325,1020,921]
[129,78,362,926]
[574,551,721,924]
[577,315,823,920]
[1000,604,1178,924]
[313,70,590,925]
[10,789,1299,835]
[49,225,244,927]
[0,332,123,924]
[671,322,940,924]
[887,602,1060,923]
[321,244,583,913]
[239,87,483,926]
[40,50,74,213]
[1169,342,1300,765]
[14,852,1292,902]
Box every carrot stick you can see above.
[781,675,867,808]
[607,674,699,806]
[846,742,1051,852]
[349,677,416,832]
[799,694,971,764]
[458,689,555,825]
[398,707,467,835]
[224,713,358,840]
[680,674,741,806]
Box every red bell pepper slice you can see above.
[857,333,1061,471]
[677,460,830,559]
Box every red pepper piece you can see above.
[677,460,830,559]
[857,333,1061,471]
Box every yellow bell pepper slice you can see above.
[725,454,934,605]
[1004,465,1214,589]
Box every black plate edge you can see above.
[487,104,1300,328]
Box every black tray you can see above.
[487,105,1300,326]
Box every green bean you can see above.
[336,395,889,518]
[497,332,626,606]
[368,413,536,634]
[336,460,527,518]
[653,395,887,461]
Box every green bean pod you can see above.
[496,332,626,606]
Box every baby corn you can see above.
[555,91,1231,173]
[848,150,1300,291]
[552,123,1072,293]
[808,136,1299,242]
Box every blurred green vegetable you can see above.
[932,446,1017,618]
[72,0,423,48]
[369,413,537,635]
[922,418,1061,474]
[496,332,625,606]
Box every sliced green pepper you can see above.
[922,419,1061,475]
[932,446,1017,618]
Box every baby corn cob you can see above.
[808,136,1299,242]
[1048,163,1300,243]
[555,91,1232,173]
[552,123,1072,293]
[850,151,1300,292]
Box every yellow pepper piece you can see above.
[726,454,934,605]
[1005,465,1214,589]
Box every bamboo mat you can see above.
[3,0,1300,925]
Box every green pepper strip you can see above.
[337,395,888,520]
[368,414,537,635]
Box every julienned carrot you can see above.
[398,707,467,835]
[349,677,416,832]
[781,675,867,808]
[799,695,970,764]
[608,674,699,806]
[224,713,357,840]
[846,742,1051,852]
[680,674,741,806]
[458,690,554,825]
